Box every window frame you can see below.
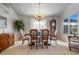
[63,14,78,35]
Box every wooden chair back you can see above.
[42,29,49,40]
[30,29,38,40]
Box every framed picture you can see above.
[0,16,7,28]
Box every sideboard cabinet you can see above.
[0,33,14,53]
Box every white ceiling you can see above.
[4,3,70,16]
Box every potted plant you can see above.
[14,20,25,32]
[14,20,25,40]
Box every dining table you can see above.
[25,33,51,47]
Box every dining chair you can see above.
[20,30,29,46]
[30,29,38,49]
[41,29,49,48]
[50,29,58,45]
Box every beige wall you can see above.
[0,4,19,41]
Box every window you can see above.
[64,14,78,35]
[70,15,78,34]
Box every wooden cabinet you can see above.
[0,33,8,52]
[0,33,14,53]
[68,35,79,51]
[8,33,14,46]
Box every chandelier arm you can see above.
[35,3,45,21]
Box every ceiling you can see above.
[3,3,70,16]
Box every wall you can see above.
[0,4,19,41]
[59,3,79,41]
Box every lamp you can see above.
[35,3,45,21]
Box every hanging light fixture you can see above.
[35,3,45,21]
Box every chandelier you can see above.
[35,3,45,21]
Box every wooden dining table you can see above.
[25,34,51,47]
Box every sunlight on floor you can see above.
[1,40,79,55]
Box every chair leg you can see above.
[31,45,32,49]
[36,41,38,49]
[31,42,32,49]
[50,40,51,45]
[55,40,57,45]
[46,42,48,49]
[22,40,24,46]
[28,40,29,46]
[50,39,51,45]
[69,47,72,51]
[41,41,43,49]
[30,41,33,49]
